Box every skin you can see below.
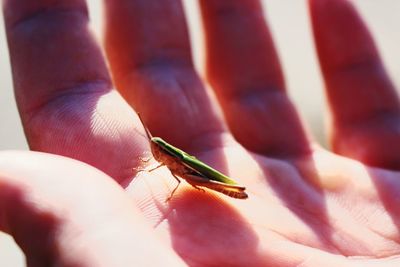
[1,0,400,266]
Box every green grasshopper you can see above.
[138,115,248,200]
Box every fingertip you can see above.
[309,0,378,72]
[309,0,400,167]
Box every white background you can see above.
[1,1,399,265]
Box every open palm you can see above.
[1,0,400,266]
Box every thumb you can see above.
[0,151,184,267]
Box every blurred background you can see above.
[0,1,399,265]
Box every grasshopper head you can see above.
[150,137,182,161]
[150,137,167,147]
[149,137,171,162]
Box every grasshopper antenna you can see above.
[137,113,153,140]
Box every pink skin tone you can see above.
[1,0,400,266]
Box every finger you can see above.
[0,151,185,266]
[200,0,310,158]
[104,0,224,152]
[309,0,400,169]
[3,0,145,182]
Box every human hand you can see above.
[2,0,400,266]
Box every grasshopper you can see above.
[138,115,248,200]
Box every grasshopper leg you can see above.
[190,184,205,193]
[139,156,152,163]
[148,163,164,172]
[166,173,181,202]
[134,162,163,175]
[133,166,147,175]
